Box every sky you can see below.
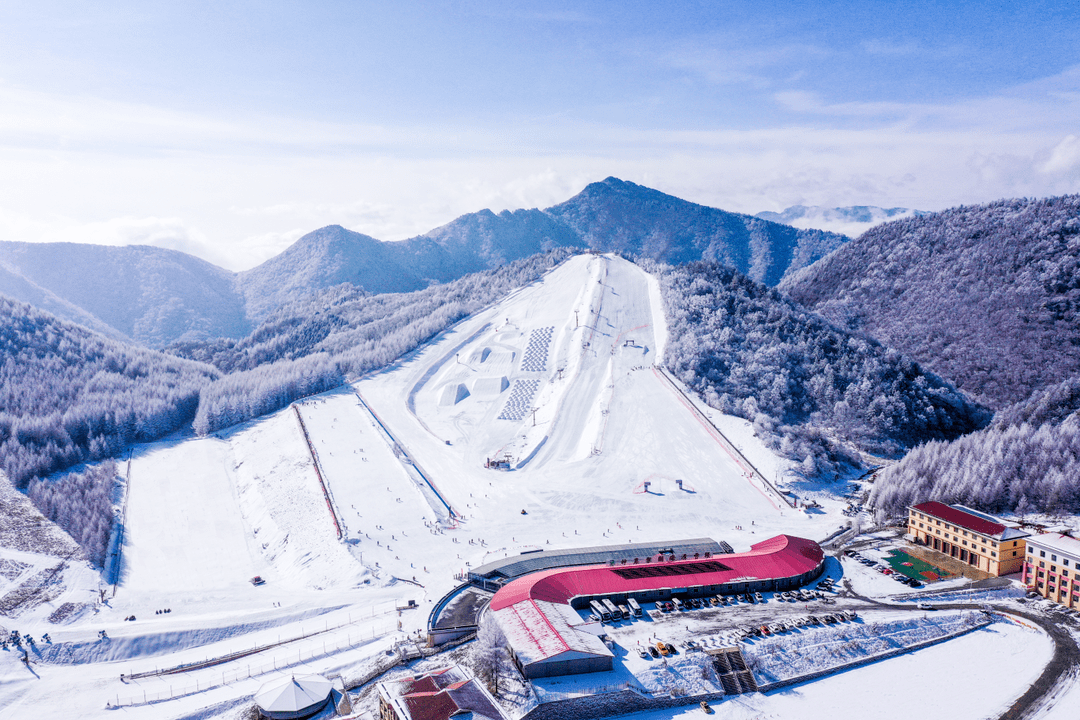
[0,0,1078,271]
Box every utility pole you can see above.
[574,310,579,328]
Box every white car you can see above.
[917,602,935,610]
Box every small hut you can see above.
[254,673,333,720]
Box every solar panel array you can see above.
[497,379,540,421]
[520,326,554,372]
[471,538,732,580]
[612,560,732,580]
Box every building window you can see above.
[1041,551,1047,558]
[1065,559,1071,567]
[1052,566,1057,573]
[1029,546,1034,553]
[1053,554,1058,562]
[1065,571,1070,578]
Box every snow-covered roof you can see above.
[493,599,613,667]
[253,673,332,714]
[1027,533,1080,559]
[377,666,508,720]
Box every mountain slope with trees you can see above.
[871,375,1080,517]
[653,260,989,476]
[0,295,220,488]
[1,179,849,346]
[782,195,1080,408]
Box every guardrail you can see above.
[653,366,794,509]
[293,405,343,540]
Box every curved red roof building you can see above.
[491,534,825,678]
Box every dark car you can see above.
[649,645,660,658]
[665,643,676,655]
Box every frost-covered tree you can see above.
[783,195,1080,408]
[0,296,219,488]
[28,461,119,567]
[471,615,511,696]
[871,375,1080,516]
[647,260,988,478]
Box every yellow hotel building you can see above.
[907,501,1028,576]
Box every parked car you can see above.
[917,602,935,610]
[657,642,669,656]
[649,645,660,657]
[666,643,677,655]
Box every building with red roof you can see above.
[376,666,509,720]
[491,534,824,679]
[907,502,1029,576]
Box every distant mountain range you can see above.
[756,205,928,238]
[0,178,849,347]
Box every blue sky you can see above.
[0,1,1078,269]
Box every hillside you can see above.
[174,250,575,434]
[782,195,1080,408]
[0,295,220,488]
[0,241,251,347]
[654,260,989,470]
[871,375,1080,516]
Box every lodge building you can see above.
[1022,533,1080,609]
[907,501,1029,576]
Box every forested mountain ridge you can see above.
[1,179,849,347]
[781,195,1080,409]
[651,260,989,476]
[871,374,1080,517]
[0,295,220,489]
[0,241,252,347]
[544,177,849,285]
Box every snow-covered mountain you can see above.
[239,178,851,316]
[0,179,851,347]
[755,205,927,238]
[781,195,1080,408]
[0,241,251,347]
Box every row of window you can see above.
[909,513,999,549]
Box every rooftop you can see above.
[491,535,824,611]
[911,502,1029,540]
[1027,533,1080,558]
[378,666,508,720]
[470,538,731,580]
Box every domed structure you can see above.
[254,673,333,720]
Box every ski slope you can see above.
[357,254,821,573]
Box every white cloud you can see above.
[1041,135,1080,174]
